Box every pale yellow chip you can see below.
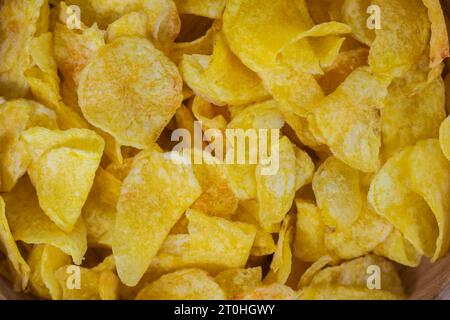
[440,116,450,160]
[191,96,227,130]
[215,267,262,299]
[0,0,47,98]
[0,195,30,291]
[374,229,422,267]
[181,33,269,106]
[3,177,87,264]
[27,244,71,300]
[106,11,148,43]
[113,149,201,286]
[78,37,183,149]
[175,0,225,18]
[136,268,225,300]
[0,99,58,192]
[234,283,297,300]
[21,127,105,232]
[148,210,256,275]
[339,0,375,46]
[105,157,134,181]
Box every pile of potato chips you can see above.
[1,0,450,300]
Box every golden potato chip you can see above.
[149,210,256,275]
[299,285,403,300]
[106,12,147,43]
[181,33,269,106]
[308,68,389,173]
[297,255,335,288]
[294,200,328,263]
[21,127,105,232]
[136,268,225,300]
[113,149,201,286]
[175,0,225,18]
[340,0,375,46]
[191,96,227,130]
[294,147,314,191]
[422,0,450,66]
[0,99,58,192]
[27,244,71,299]
[369,0,430,76]
[440,116,450,160]
[82,168,121,248]
[250,229,277,257]
[264,215,294,285]
[78,37,183,149]
[0,0,47,98]
[215,267,262,299]
[228,100,285,131]
[256,137,296,231]
[105,157,134,181]
[3,176,87,264]
[0,195,30,291]
[374,229,422,267]
[234,283,297,300]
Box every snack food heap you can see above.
[1,0,450,300]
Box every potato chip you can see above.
[0,195,30,291]
[293,200,328,263]
[21,127,105,232]
[297,255,335,288]
[3,176,87,264]
[215,267,262,299]
[440,116,450,160]
[340,0,375,46]
[136,268,225,300]
[78,37,183,149]
[174,0,225,19]
[191,96,227,130]
[374,229,422,267]
[0,0,47,98]
[27,244,71,299]
[294,148,314,192]
[82,168,121,248]
[369,0,430,76]
[381,74,446,160]
[299,285,403,300]
[149,210,256,275]
[422,0,450,67]
[264,215,294,285]
[181,33,269,106]
[234,283,297,300]
[106,12,147,43]
[256,137,296,231]
[250,229,276,257]
[0,99,58,192]
[113,149,201,286]
[308,67,389,173]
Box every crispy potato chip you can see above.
[0,99,58,192]
[27,244,71,299]
[381,74,446,160]
[136,268,225,300]
[308,68,389,172]
[0,0,47,98]
[234,283,297,300]
[374,229,422,267]
[0,195,30,291]
[78,37,183,149]
[297,255,334,288]
[294,147,314,191]
[256,137,296,231]
[369,0,430,76]
[191,96,227,130]
[422,0,450,66]
[181,33,269,106]
[440,116,450,160]
[82,168,121,248]
[340,0,375,46]
[3,177,87,264]
[105,157,134,181]
[106,12,147,43]
[299,285,403,300]
[215,267,262,299]
[21,127,104,232]
[113,149,201,286]
[250,229,276,257]
[149,210,256,275]
[175,0,225,19]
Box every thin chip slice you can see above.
[215,268,262,299]
[440,116,450,160]
[78,37,183,148]
[106,12,148,43]
[374,229,422,267]
[113,149,201,286]
[422,0,450,66]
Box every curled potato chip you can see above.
[78,37,183,149]
[181,33,269,106]
[440,116,450,160]
[381,74,446,160]
[294,147,315,191]
[215,267,262,299]
[340,0,375,46]
[308,68,389,172]
[0,0,47,98]
[299,285,403,300]
[175,0,225,18]
[250,229,276,257]
[191,96,227,130]
[369,0,430,76]
[3,177,87,264]
[106,12,147,43]
[0,99,58,192]
[369,140,450,261]
[21,127,105,232]
[27,245,71,299]
[149,210,256,275]
[136,268,225,300]
[113,149,201,286]
[256,137,296,231]
[422,0,450,66]
[82,168,121,248]
[0,195,30,291]
[374,229,422,267]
